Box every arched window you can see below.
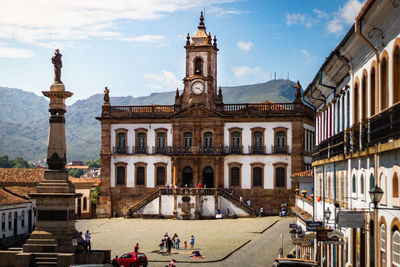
[394,173,399,198]
[381,55,389,110]
[253,167,263,187]
[184,132,192,148]
[117,132,126,151]
[231,131,240,147]
[380,173,387,205]
[116,166,126,185]
[393,229,400,266]
[276,131,286,148]
[156,166,165,186]
[204,132,212,148]
[370,67,376,116]
[353,80,359,125]
[136,166,145,186]
[381,224,386,267]
[352,174,357,193]
[362,72,368,120]
[393,45,400,104]
[254,131,263,147]
[370,173,375,190]
[230,167,240,187]
[276,167,285,187]
[194,57,203,75]
[137,133,146,148]
[360,174,365,194]
[157,132,166,148]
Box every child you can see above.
[184,241,187,249]
[190,235,195,249]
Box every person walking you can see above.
[239,196,243,202]
[167,237,173,253]
[85,230,91,252]
[134,243,139,253]
[159,239,165,254]
[190,235,195,249]
[184,241,187,249]
[246,199,251,206]
[174,235,180,250]
[259,206,263,218]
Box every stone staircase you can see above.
[216,188,257,216]
[126,189,161,217]
[34,252,58,266]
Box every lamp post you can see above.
[324,207,332,223]
[322,207,332,266]
[369,185,384,267]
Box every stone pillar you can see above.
[24,82,78,253]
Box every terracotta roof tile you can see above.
[68,177,100,186]
[292,169,313,178]
[0,188,30,205]
[0,168,44,185]
[3,186,36,199]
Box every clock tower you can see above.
[178,12,219,110]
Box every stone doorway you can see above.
[203,166,214,188]
[182,166,193,187]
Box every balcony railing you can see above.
[112,146,130,154]
[227,145,243,154]
[271,146,289,154]
[249,145,266,154]
[314,101,400,160]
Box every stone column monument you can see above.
[23,49,77,253]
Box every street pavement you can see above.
[76,216,295,267]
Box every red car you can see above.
[116,252,148,267]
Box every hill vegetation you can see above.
[0,79,296,161]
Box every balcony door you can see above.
[202,166,214,188]
[182,166,193,187]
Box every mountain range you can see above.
[0,79,297,162]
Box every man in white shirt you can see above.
[85,230,91,252]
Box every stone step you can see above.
[36,262,57,266]
[36,257,57,261]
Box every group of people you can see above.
[159,233,195,254]
[77,230,91,252]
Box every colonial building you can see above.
[96,13,314,218]
[301,0,400,266]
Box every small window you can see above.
[21,211,25,227]
[276,167,285,187]
[137,133,146,148]
[184,132,192,148]
[254,131,263,147]
[136,166,145,186]
[204,132,212,148]
[360,175,365,194]
[394,173,399,198]
[231,132,240,147]
[393,230,400,266]
[157,132,166,148]
[253,167,263,187]
[352,174,357,193]
[276,131,286,148]
[116,166,126,185]
[83,197,88,211]
[156,166,165,186]
[230,167,240,187]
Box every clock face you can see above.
[191,81,205,95]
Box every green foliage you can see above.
[86,158,100,169]
[68,168,84,178]
[90,185,100,204]
[0,154,34,168]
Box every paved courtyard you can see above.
[76,216,295,266]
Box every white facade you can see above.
[0,202,36,242]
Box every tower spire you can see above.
[199,11,204,26]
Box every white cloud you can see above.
[285,12,312,28]
[0,0,239,48]
[313,8,328,19]
[116,35,166,43]
[144,70,181,91]
[301,49,314,63]
[326,0,364,35]
[237,41,253,52]
[233,65,270,80]
[0,45,35,58]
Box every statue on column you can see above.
[294,80,302,100]
[51,49,62,83]
[104,87,110,104]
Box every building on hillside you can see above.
[96,12,315,218]
[302,0,400,266]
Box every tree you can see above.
[0,155,13,168]
[91,185,100,204]
[86,158,100,169]
[12,157,30,168]
[68,168,84,178]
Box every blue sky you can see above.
[0,0,364,104]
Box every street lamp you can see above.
[369,184,383,267]
[324,207,331,222]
